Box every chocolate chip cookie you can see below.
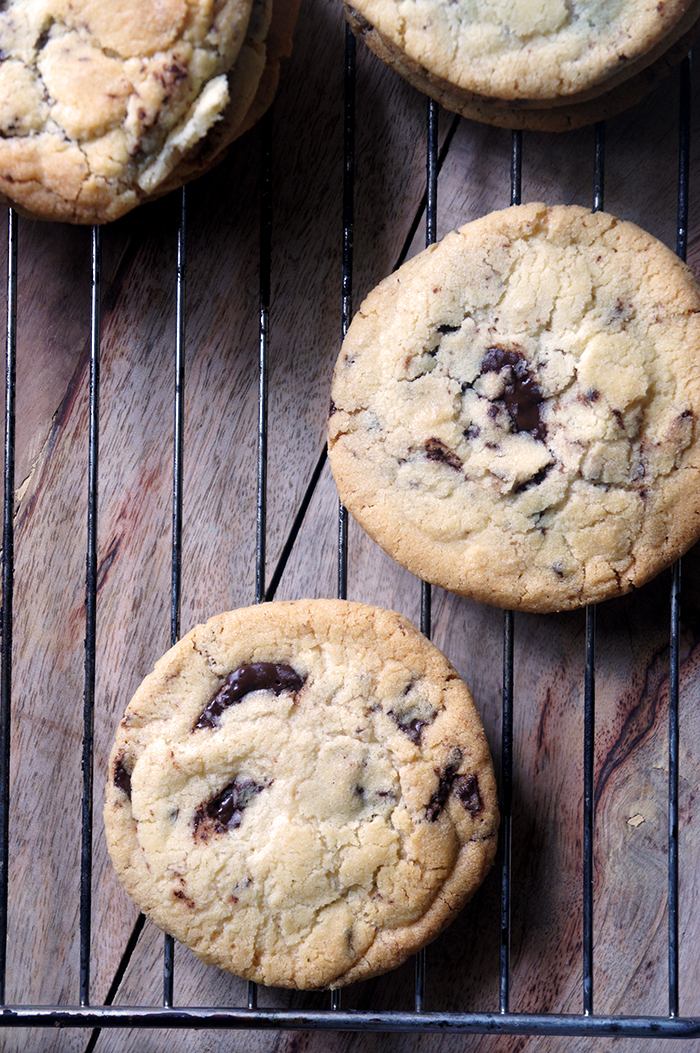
[104,600,499,990]
[0,0,297,223]
[328,203,700,613]
[152,0,301,198]
[345,0,699,105]
[345,3,700,131]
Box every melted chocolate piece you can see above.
[454,774,483,817]
[194,663,305,730]
[399,717,429,745]
[194,776,267,838]
[425,437,462,471]
[113,757,132,800]
[514,462,553,494]
[482,346,546,441]
[390,708,433,746]
[425,762,459,822]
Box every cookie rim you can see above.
[345,0,699,102]
[104,598,500,989]
[345,3,700,131]
[328,203,700,613]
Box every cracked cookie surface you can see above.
[0,0,278,223]
[104,599,499,990]
[328,204,700,613]
[346,0,699,102]
[345,3,700,131]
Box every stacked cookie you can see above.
[0,0,300,223]
[105,600,499,990]
[328,204,700,612]
[345,0,700,130]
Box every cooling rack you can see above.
[0,5,699,1049]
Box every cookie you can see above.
[0,0,296,223]
[346,4,700,132]
[230,0,302,139]
[104,599,499,990]
[154,0,301,197]
[345,0,698,103]
[328,204,700,613]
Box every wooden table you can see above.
[2,0,700,1049]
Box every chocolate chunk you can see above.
[454,774,483,817]
[481,346,546,441]
[437,323,460,334]
[390,709,431,745]
[194,776,267,838]
[328,399,337,417]
[194,663,305,730]
[514,462,553,493]
[399,717,428,745]
[464,423,481,440]
[390,692,436,746]
[425,437,462,471]
[113,757,132,800]
[425,762,459,822]
[36,26,52,52]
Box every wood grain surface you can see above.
[2,0,700,1050]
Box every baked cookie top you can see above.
[104,600,499,990]
[344,3,700,131]
[347,0,698,101]
[0,0,258,222]
[328,204,700,613]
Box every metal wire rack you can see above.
[0,20,699,1046]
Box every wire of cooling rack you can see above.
[171,189,187,649]
[0,204,16,1008]
[162,186,188,1011]
[500,603,513,1014]
[337,23,356,604]
[1,43,700,1047]
[581,124,605,1017]
[499,128,523,1019]
[79,224,102,1010]
[668,53,692,1019]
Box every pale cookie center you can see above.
[123,663,484,978]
